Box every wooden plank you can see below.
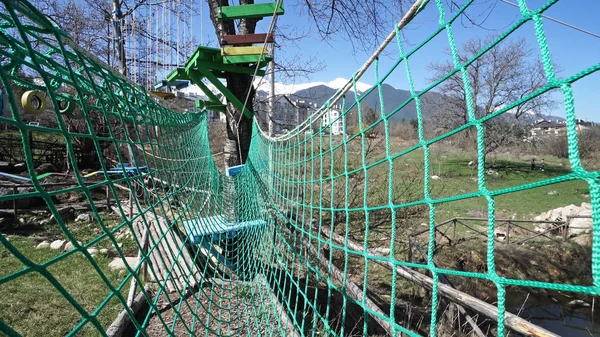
[196,61,265,77]
[221,45,269,56]
[217,3,284,20]
[220,33,274,45]
[195,100,226,112]
[106,285,152,337]
[223,54,272,65]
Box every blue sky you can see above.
[193,0,600,120]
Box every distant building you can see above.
[321,105,344,135]
[254,96,318,134]
[530,120,566,137]
[531,118,594,137]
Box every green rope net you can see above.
[0,0,599,336]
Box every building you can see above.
[321,104,344,135]
[254,96,318,134]
[530,120,566,137]
[531,118,594,138]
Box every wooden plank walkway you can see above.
[115,205,201,293]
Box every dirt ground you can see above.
[145,279,287,337]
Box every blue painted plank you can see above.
[0,171,31,182]
[182,215,267,245]
[226,164,244,177]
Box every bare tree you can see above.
[427,36,555,161]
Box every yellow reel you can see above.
[21,90,46,114]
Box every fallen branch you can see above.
[321,227,559,337]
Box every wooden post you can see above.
[127,227,149,307]
[105,185,111,210]
[12,186,18,223]
[505,221,510,245]
[128,191,133,217]
[452,219,457,242]
[563,218,569,241]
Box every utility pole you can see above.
[112,0,127,77]
[268,47,275,137]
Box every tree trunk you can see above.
[207,0,260,168]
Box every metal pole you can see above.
[268,46,275,137]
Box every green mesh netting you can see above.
[1,0,599,336]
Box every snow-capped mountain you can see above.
[176,78,565,123]
[254,77,372,96]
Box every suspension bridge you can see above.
[0,0,599,336]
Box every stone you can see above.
[431,175,440,180]
[572,234,592,247]
[569,217,593,235]
[13,163,27,173]
[0,161,11,173]
[36,241,50,249]
[87,248,98,256]
[50,207,75,222]
[63,241,75,251]
[494,230,507,240]
[468,160,475,167]
[75,213,91,222]
[99,248,109,255]
[108,257,139,271]
[568,299,590,308]
[546,190,558,195]
[486,169,499,176]
[35,163,56,174]
[62,241,82,252]
[49,240,66,250]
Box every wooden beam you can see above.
[221,46,269,56]
[321,227,560,337]
[223,54,272,65]
[196,99,226,112]
[194,66,253,119]
[217,3,284,20]
[298,232,395,335]
[106,285,152,337]
[220,33,274,46]
[196,61,265,77]
[186,70,221,104]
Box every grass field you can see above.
[0,212,140,337]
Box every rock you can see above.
[99,248,109,255]
[50,207,75,222]
[49,239,66,250]
[486,169,499,176]
[108,257,139,271]
[569,217,592,234]
[546,190,558,195]
[0,161,12,173]
[568,299,591,308]
[35,163,56,174]
[36,241,50,249]
[87,248,98,256]
[75,213,91,222]
[63,241,75,251]
[468,161,475,167]
[431,175,440,180]
[420,223,428,227]
[13,163,27,173]
[572,234,592,247]
[494,230,507,240]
